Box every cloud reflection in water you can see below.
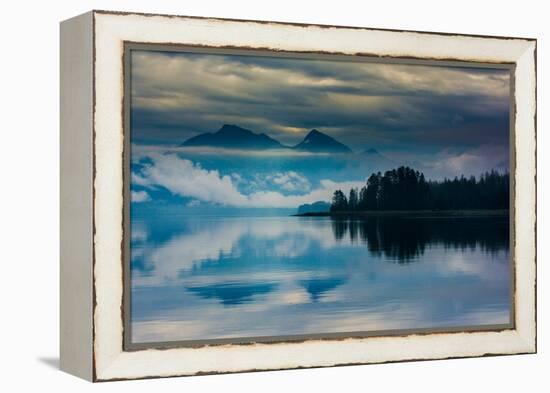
[131,212,510,343]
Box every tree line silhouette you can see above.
[330,166,509,212]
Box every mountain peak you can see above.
[181,124,284,150]
[360,148,398,172]
[294,129,352,153]
[306,129,322,137]
[217,124,251,135]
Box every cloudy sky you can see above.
[131,49,510,152]
[130,49,511,208]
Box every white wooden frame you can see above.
[60,10,537,382]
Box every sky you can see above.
[130,49,511,209]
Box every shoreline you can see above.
[293,209,509,218]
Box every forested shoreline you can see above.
[329,166,509,212]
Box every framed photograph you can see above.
[60,10,537,381]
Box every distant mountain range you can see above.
[181,124,284,150]
[180,124,353,153]
[361,148,397,169]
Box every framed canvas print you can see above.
[60,10,537,381]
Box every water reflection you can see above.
[330,216,509,262]
[130,211,510,343]
[186,282,278,306]
[300,277,347,302]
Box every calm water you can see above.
[130,210,511,344]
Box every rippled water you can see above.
[130,209,511,344]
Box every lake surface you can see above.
[130,209,511,344]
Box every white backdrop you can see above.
[0,0,546,391]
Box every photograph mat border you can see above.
[122,42,516,351]
[90,11,536,381]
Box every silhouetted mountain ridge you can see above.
[180,125,353,153]
[293,129,352,153]
[181,124,284,150]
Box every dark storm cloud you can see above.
[130,49,510,156]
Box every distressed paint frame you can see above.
[60,10,536,382]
